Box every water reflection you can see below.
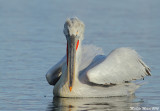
[46,94,143,111]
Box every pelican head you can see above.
[63,17,85,40]
[63,17,85,92]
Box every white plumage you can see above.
[84,47,150,85]
[46,17,151,97]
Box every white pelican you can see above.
[46,17,151,97]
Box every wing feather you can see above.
[86,48,151,85]
[46,56,66,85]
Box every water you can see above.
[0,0,160,110]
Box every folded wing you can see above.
[46,56,66,85]
[86,48,151,85]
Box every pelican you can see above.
[46,17,151,97]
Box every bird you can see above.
[46,17,151,97]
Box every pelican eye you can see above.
[76,31,78,36]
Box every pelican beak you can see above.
[67,35,78,92]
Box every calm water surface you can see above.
[0,0,160,110]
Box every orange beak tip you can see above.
[69,87,72,92]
